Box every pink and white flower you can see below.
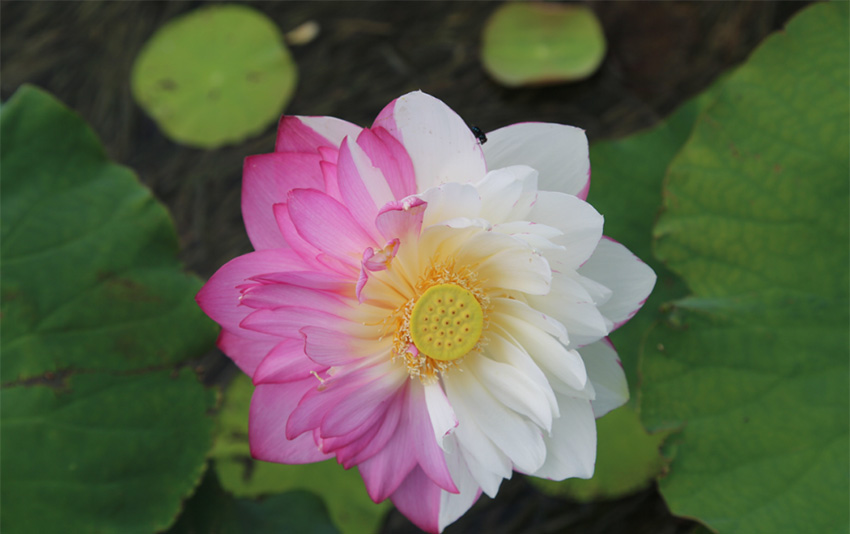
[197,92,655,532]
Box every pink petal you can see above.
[389,466,441,534]
[356,126,417,199]
[240,306,355,339]
[250,270,351,293]
[374,197,427,242]
[239,283,348,312]
[252,338,328,385]
[319,365,406,438]
[319,391,404,468]
[285,363,405,440]
[358,382,457,502]
[359,438,418,503]
[483,122,590,198]
[407,381,459,494]
[317,146,339,163]
[217,329,278,376]
[250,378,333,464]
[372,91,487,191]
[320,418,382,466]
[242,152,324,250]
[301,326,380,366]
[286,188,375,265]
[345,394,404,466]
[319,160,342,201]
[336,137,395,238]
[275,115,362,154]
[196,248,310,337]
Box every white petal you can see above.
[494,313,590,395]
[531,394,597,480]
[419,182,482,226]
[445,367,546,475]
[483,123,590,197]
[458,232,551,295]
[438,436,483,531]
[492,297,569,346]
[580,338,629,418]
[374,91,487,191]
[457,438,505,498]
[475,165,539,223]
[450,406,512,486]
[526,272,611,349]
[424,380,459,448]
[529,192,603,270]
[578,238,656,328]
[494,221,564,250]
[469,354,554,432]
[487,328,559,419]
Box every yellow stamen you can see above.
[410,284,483,361]
[381,259,490,382]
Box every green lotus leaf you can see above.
[131,4,297,149]
[642,3,849,532]
[168,468,339,534]
[0,85,218,533]
[481,2,606,87]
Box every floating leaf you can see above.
[481,2,606,87]
[212,375,390,534]
[168,468,339,534]
[2,371,214,534]
[131,4,297,149]
[0,86,218,533]
[642,3,849,532]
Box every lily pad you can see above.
[212,375,391,534]
[131,4,297,149]
[168,469,339,534]
[481,2,606,87]
[642,3,849,532]
[0,86,218,533]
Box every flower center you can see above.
[409,284,484,361]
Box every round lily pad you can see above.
[481,2,606,87]
[131,4,297,149]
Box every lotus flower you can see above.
[197,92,655,532]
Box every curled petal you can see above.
[375,196,427,241]
[424,381,458,448]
